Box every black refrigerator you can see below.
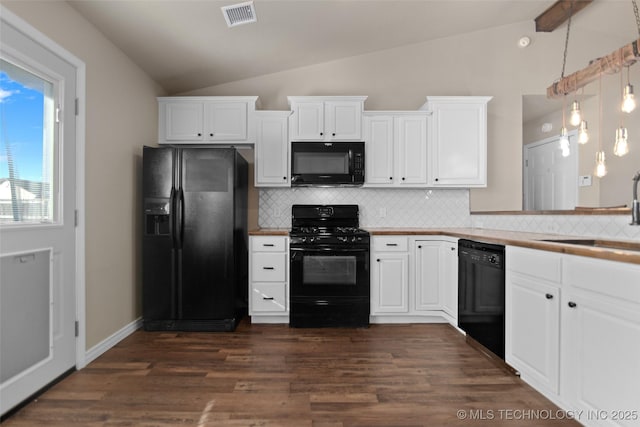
[142,146,248,331]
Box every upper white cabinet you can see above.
[158,96,258,144]
[421,96,492,187]
[288,96,367,141]
[363,112,429,187]
[254,111,291,187]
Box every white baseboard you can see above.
[83,317,142,366]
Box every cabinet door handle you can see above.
[418,245,422,249]
[263,244,275,247]
[402,177,406,181]
[283,177,287,180]
[545,293,553,299]
[197,133,202,137]
[386,243,398,247]
[263,297,274,300]
[332,133,336,136]
[263,266,275,270]
[568,301,577,308]
[389,177,393,180]
[451,247,455,251]
[209,133,214,137]
[320,132,324,136]
[435,178,439,182]
[376,259,380,262]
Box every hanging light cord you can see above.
[633,0,640,37]
[560,4,573,80]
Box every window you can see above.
[0,58,56,224]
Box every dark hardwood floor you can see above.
[3,320,578,426]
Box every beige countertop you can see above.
[248,227,640,265]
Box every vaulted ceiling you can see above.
[68,0,558,94]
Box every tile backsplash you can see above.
[258,187,640,241]
[471,213,640,241]
[259,188,471,228]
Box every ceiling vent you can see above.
[221,1,257,27]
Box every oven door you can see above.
[290,246,369,297]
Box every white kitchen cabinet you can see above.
[371,236,458,324]
[158,96,258,144]
[505,246,640,427]
[422,96,491,187]
[440,240,458,320]
[249,236,289,323]
[561,255,640,426]
[414,241,442,311]
[288,96,366,141]
[506,246,561,396]
[364,112,429,187]
[371,236,409,314]
[255,111,291,187]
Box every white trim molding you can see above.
[84,318,143,366]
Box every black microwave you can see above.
[291,141,365,187]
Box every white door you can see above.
[523,132,578,210]
[395,116,427,185]
[0,16,77,416]
[414,241,441,311]
[364,115,394,185]
[371,253,409,314]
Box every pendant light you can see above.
[595,72,607,178]
[622,65,636,113]
[569,100,582,126]
[578,120,589,144]
[559,95,571,157]
[595,151,608,178]
[614,61,630,157]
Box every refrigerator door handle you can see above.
[169,186,176,246]
[176,188,185,248]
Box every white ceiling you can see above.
[68,0,556,94]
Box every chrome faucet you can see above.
[632,171,640,225]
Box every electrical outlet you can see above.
[273,208,281,218]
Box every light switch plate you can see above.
[579,175,592,187]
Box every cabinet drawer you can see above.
[252,253,286,282]
[251,236,287,252]
[251,283,286,312]
[564,255,640,305]
[373,236,408,252]
[506,246,561,283]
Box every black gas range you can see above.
[289,205,370,328]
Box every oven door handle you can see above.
[290,247,369,253]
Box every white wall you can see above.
[1,1,165,349]
[182,2,639,212]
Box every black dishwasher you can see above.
[458,239,505,359]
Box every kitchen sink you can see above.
[541,239,640,252]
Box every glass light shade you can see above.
[578,121,589,144]
[613,127,629,157]
[622,84,636,113]
[569,100,582,126]
[595,151,607,178]
[559,127,570,157]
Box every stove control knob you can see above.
[301,237,307,243]
[309,237,315,243]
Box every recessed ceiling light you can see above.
[518,36,531,48]
[221,1,257,28]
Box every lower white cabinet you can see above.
[371,235,458,324]
[506,246,640,427]
[249,236,289,323]
[371,237,409,314]
[561,255,640,427]
[506,246,561,396]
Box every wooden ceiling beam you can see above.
[535,0,593,32]
[547,39,640,99]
